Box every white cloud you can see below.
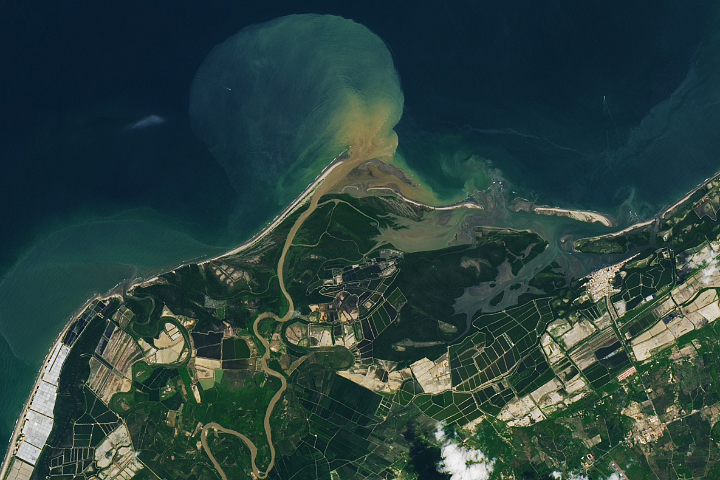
[435,424,495,480]
[606,474,620,480]
[686,247,720,283]
[568,474,588,480]
[548,471,588,480]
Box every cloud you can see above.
[685,246,720,283]
[568,475,589,480]
[124,114,166,131]
[435,424,495,480]
[552,465,622,480]
[549,471,588,480]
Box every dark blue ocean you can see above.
[2,0,719,454]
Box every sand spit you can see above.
[578,219,655,245]
[367,186,483,211]
[509,198,616,227]
[570,169,720,247]
[211,150,351,263]
[660,170,720,220]
[533,206,616,227]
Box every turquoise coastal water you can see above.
[0,217,229,449]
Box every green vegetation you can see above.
[575,229,652,254]
[611,248,675,312]
[28,173,720,480]
[270,364,424,480]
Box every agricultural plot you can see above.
[192,331,223,359]
[564,326,628,390]
[61,300,110,347]
[472,384,517,417]
[449,331,488,389]
[43,388,122,478]
[46,447,94,478]
[361,300,396,340]
[222,337,251,360]
[611,248,675,313]
[71,390,122,448]
[385,288,407,311]
[25,175,720,480]
[413,391,482,425]
[507,348,555,397]
[273,364,418,480]
[434,299,557,417]
[451,300,555,390]
[282,246,413,393]
[621,309,660,339]
[26,311,125,480]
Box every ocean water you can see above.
[2,0,720,455]
[0,218,229,448]
[391,1,720,215]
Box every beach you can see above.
[0,294,113,480]
[532,206,616,228]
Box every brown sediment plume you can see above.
[202,102,408,480]
[335,157,441,206]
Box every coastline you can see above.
[366,186,484,211]
[5,153,719,478]
[0,294,110,479]
[572,168,720,246]
[660,169,719,220]
[205,149,350,263]
[1,147,352,475]
[532,206,616,227]
[507,197,616,227]
[0,146,486,476]
[133,151,485,293]
[129,149,351,293]
[576,218,655,243]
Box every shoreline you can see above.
[532,206,616,227]
[576,218,656,243]
[507,197,616,227]
[660,169,719,220]
[573,169,720,245]
[133,152,484,293]
[128,149,351,293]
[0,293,110,479]
[5,154,720,477]
[203,149,350,264]
[365,186,484,211]
[0,146,481,475]
[1,147,353,476]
